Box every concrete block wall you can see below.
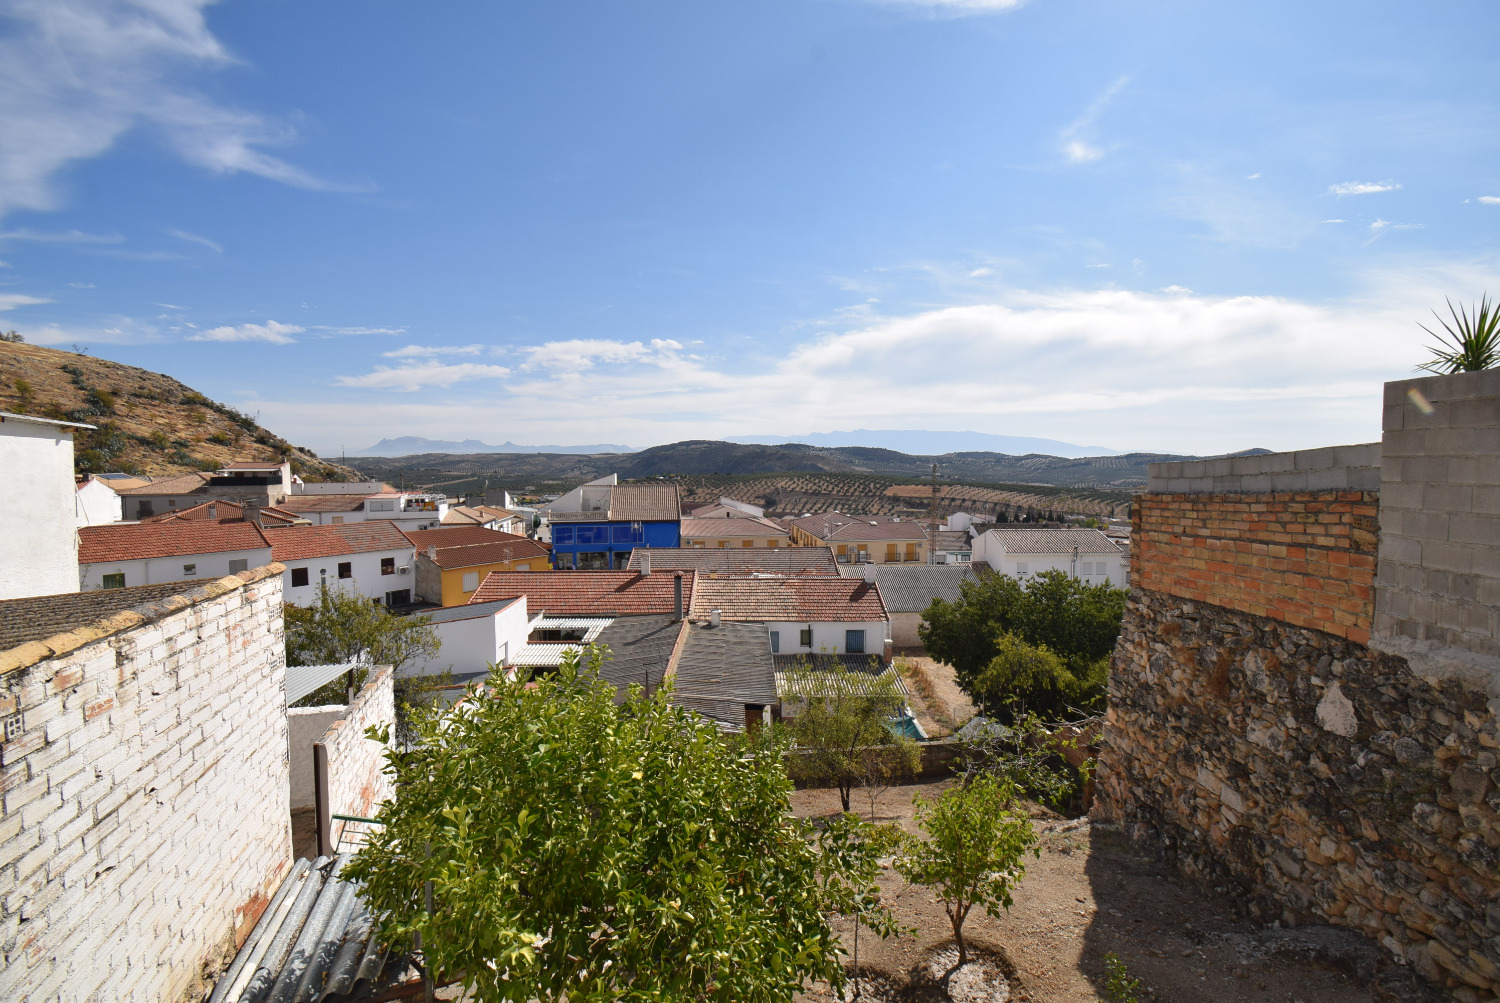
[1148,443,1382,495]
[0,566,291,1003]
[1374,370,1500,692]
[319,665,394,848]
[1131,488,1380,644]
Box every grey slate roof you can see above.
[836,564,976,613]
[671,620,777,727]
[625,547,839,575]
[593,614,685,695]
[978,527,1125,556]
[418,597,522,624]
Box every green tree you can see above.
[284,581,440,672]
[345,648,880,1002]
[969,633,1106,725]
[920,569,1126,692]
[783,660,920,814]
[1418,295,1499,374]
[895,775,1038,967]
[816,815,909,998]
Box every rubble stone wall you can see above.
[1096,589,1500,996]
[0,566,291,1003]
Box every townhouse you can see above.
[678,515,791,549]
[540,475,681,569]
[970,526,1127,587]
[265,521,418,606]
[786,511,929,565]
[837,562,976,648]
[442,504,527,535]
[406,526,551,606]
[691,572,892,658]
[114,459,293,520]
[78,520,273,590]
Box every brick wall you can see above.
[0,566,291,1003]
[319,665,394,848]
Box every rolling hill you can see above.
[0,340,361,480]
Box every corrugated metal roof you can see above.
[529,615,615,630]
[286,663,363,706]
[773,655,909,700]
[835,564,977,612]
[208,854,415,1003]
[511,643,581,666]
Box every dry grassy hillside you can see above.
[676,472,1129,521]
[0,340,360,480]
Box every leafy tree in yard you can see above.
[783,660,921,814]
[284,581,440,672]
[346,647,889,1003]
[969,633,1107,725]
[895,774,1039,968]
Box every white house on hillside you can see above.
[266,521,419,607]
[1,411,91,599]
[78,521,273,591]
[971,527,1128,587]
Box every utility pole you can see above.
[928,462,939,565]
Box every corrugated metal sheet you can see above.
[510,643,580,666]
[286,663,363,706]
[208,854,417,1003]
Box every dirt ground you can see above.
[791,781,1386,1003]
[895,654,977,739]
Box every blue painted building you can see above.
[543,478,681,569]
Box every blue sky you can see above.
[1,0,1497,456]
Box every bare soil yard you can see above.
[791,781,1407,1003]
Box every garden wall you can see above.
[1096,372,1500,1001]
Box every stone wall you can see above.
[0,566,291,1003]
[319,664,394,848]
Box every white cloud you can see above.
[0,293,50,311]
[519,338,684,373]
[15,315,161,345]
[167,227,221,253]
[1366,218,1424,244]
[1060,76,1129,164]
[383,344,486,359]
[310,326,407,337]
[1247,173,1261,180]
[0,228,122,244]
[0,0,358,222]
[1479,196,1500,205]
[334,361,511,391]
[968,267,994,278]
[156,302,187,310]
[1328,181,1400,197]
[67,280,92,287]
[1321,219,1346,224]
[188,319,302,344]
[862,0,1028,12]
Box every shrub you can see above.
[970,633,1106,725]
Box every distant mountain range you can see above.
[356,436,633,456]
[350,438,1272,490]
[727,429,1121,458]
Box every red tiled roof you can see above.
[277,495,369,513]
[691,576,889,622]
[423,538,551,569]
[142,499,302,526]
[824,521,929,543]
[404,525,538,549]
[468,570,696,616]
[79,521,272,564]
[264,522,415,562]
[679,517,789,539]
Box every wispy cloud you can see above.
[335,361,511,391]
[1479,196,1500,205]
[310,325,407,337]
[0,228,123,244]
[1366,218,1424,244]
[67,280,93,287]
[15,316,162,346]
[168,228,222,253]
[859,0,1029,13]
[1060,76,1129,164]
[518,338,684,373]
[0,0,362,222]
[0,293,50,311]
[383,344,487,359]
[156,302,187,310]
[1328,181,1400,197]
[187,319,302,344]
[1321,219,1346,224]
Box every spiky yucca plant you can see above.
[1417,295,1499,374]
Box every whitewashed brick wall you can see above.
[320,665,394,848]
[0,567,291,1003]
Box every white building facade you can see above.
[79,544,274,591]
[400,596,530,680]
[971,527,1128,588]
[1,411,89,599]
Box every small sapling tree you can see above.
[783,660,917,814]
[346,647,877,1002]
[895,774,1039,968]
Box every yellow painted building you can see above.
[786,512,928,564]
[413,537,551,606]
[678,516,791,549]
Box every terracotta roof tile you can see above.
[625,547,838,576]
[979,527,1124,556]
[404,526,538,549]
[549,483,681,523]
[79,521,271,564]
[264,522,415,562]
[679,517,789,539]
[691,576,888,622]
[277,495,369,513]
[423,538,550,569]
[142,499,302,525]
[115,472,211,496]
[469,570,695,616]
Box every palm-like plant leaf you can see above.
[1418,295,1500,374]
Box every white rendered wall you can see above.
[280,545,416,605]
[401,597,528,678]
[0,420,78,599]
[971,534,1128,588]
[79,546,273,590]
[763,619,891,655]
[75,478,123,527]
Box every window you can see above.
[742,540,752,548]
[182,563,197,576]
[331,516,344,525]
[228,559,248,574]
[462,571,479,592]
[770,630,780,653]
[905,543,917,561]
[380,557,396,576]
[515,562,530,571]
[717,540,727,548]
[368,500,395,512]
[137,501,153,518]
[338,562,352,579]
[102,573,125,589]
[291,567,310,587]
[845,630,865,654]
[799,627,813,647]
[768,539,778,548]
[1015,562,1029,574]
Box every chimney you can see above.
[710,608,721,628]
[242,497,262,528]
[673,573,683,621]
[207,502,217,521]
[863,563,877,585]
[427,546,437,560]
[640,551,651,576]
